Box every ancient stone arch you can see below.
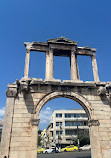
[35,91,92,119]
[1,37,111,158]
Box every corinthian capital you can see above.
[24,42,33,51]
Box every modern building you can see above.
[46,109,89,148]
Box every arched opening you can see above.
[35,92,92,158]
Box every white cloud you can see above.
[0,106,5,120]
[39,106,53,124]
[46,107,51,110]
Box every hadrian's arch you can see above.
[1,37,111,158]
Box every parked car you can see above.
[43,147,54,154]
[61,145,78,152]
[79,145,91,150]
[37,147,45,153]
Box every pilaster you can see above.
[24,47,30,78]
[70,49,78,80]
[91,55,100,82]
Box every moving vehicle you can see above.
[43,147,54,154]
[61,145,78,152]
[79,145,91,150]
[37,147,45,153]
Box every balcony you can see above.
[65,126,89,129]
[65,117,88,121]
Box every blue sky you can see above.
[0,0,111,129]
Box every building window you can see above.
[65,121,85,126]
[84,121,88,126]
[65,114,71,118]
[65,121,73,126]
[74,113,88,118]
[56,113,62,117]
[56,122,62,126]
[74,122,79,126]
[74,114,81,118]
[56,131,63,135]
[65,130,77,135]
[65,113,88,118]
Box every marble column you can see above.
[45,51,50,80]
[91,55,100,82]
[75,55,80,80]
[45,48,54,80]
[49,48,54,80]
[70,50,78,80]
[24,49,30,78]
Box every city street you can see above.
[38,150,91,158]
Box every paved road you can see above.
[38,150,91,158]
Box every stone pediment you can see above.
[47,37,78,46]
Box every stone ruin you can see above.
[0,37,111,158]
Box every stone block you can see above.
[32,93,46,99]
[30,78,43,84]
[12,123,30,128]
[99,127,110,132]
[99,136,110,141]
[11,136,30,142]
[99,132,108,138]
[99,120,111,124]
[14,108,33,114]
[14,105,34,110]
[94,110,111,115]
[102,149,111,158]
[22,113,32,118]
[13,117,30,123]
[100,123,111,128]
[62,80,83,83]
[10,146,30,151]
[90,100,109,104]
[85,95,101,101]
[12,131,31,137]
[97,115,110,120]
[9,151,31,158]
[100,140,111,146]
[13,114,23,117]
[11,141,31,147]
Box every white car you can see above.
[79,145,91,150]
[43,148,54,154]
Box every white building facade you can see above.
[47,109,89,148]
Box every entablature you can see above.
[24,37,96,57]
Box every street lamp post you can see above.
[77,122,80,151]
[58,134,60,148]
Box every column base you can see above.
[44,78,61,83]
[63,80,83,83]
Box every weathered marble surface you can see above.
[1,78,111,158]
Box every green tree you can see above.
[38,135,41,146]
[75,129,90,147]
[38,130,42,146]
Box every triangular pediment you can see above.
[47,37,77,45]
